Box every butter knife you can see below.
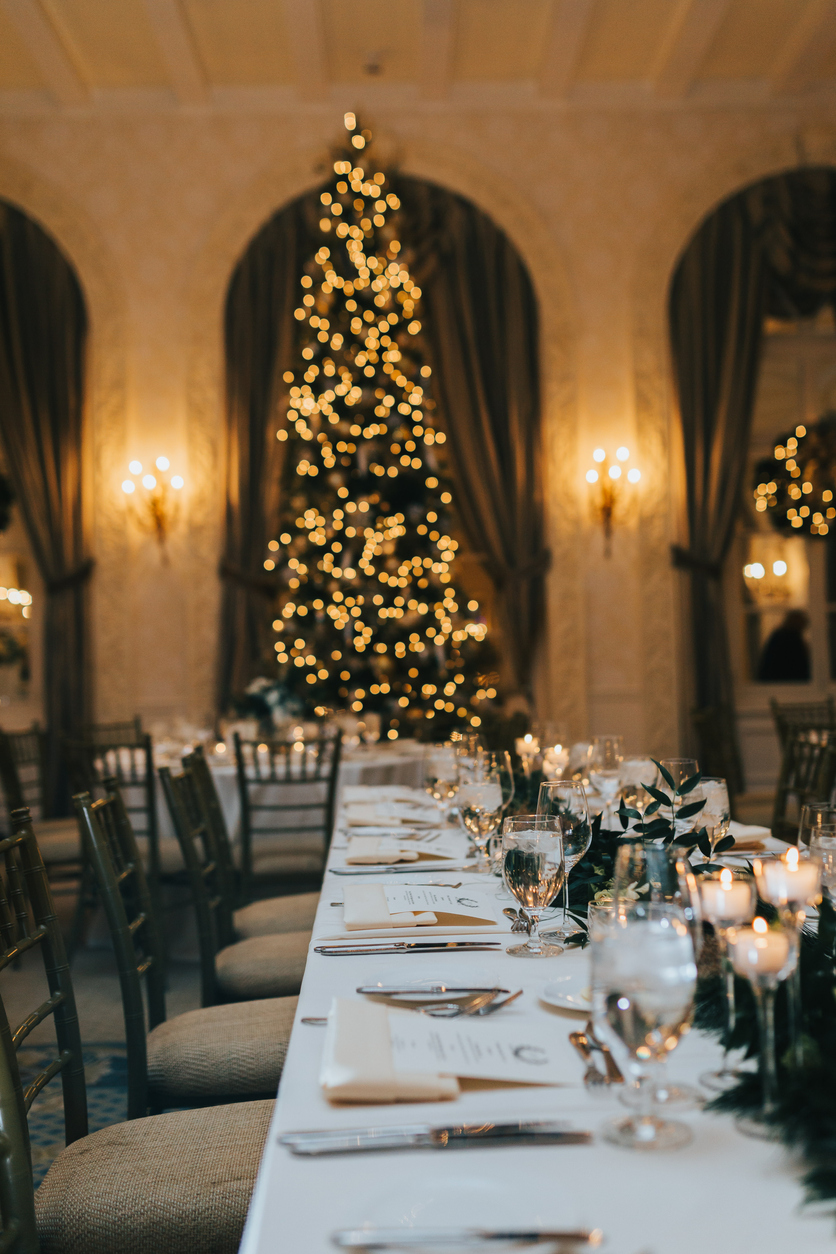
[280,1120,592,1156]
[332,1228,603,1249]
[356,985,510,995]
[330,865,476,876]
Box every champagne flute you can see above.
[501,815,564,958]
[589,735,624,826]
[729,918,798,1139]
[536,781,590,941]
[697,870,757,1091]
[592,901,697,1150]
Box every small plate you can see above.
[539,973,592,1013]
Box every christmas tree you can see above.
[265,114,495,740]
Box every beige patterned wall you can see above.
[0,103,832,748]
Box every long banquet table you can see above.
[240,789,836,1254]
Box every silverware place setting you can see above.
[302,989,523,1024]
[331,1226,604,1250]
[314,941,503,956]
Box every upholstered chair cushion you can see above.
[147,996,297,1103]
[215,930,309,999]
[233,892,319,938]
[251,848,324,877]
[35,1099,273,1254]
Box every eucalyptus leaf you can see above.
[645,784,672,806]
[644,800,661,816]
[714,835,736,853]
[677,771,702,797]
[697,833,712,858]
[653,758,675,791]
[676,798,707,820]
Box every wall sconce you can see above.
[585,446,641,555]
[742,532,806,608]
[121,457,184,552]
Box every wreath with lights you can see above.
[753,412,836,537]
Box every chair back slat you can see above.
[0,810,87,1158]
[771,727,836,843]
[0,730,46,823]
[73,787,167,1117]
[183,745,240,904]
[233,731,341,896]
[0,1031,38,1253]
[770,697,836,748]
[159,766,232,1006]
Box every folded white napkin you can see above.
[342,784,426,805]
[345,801,438,827]
[320,999,460,1103]
[340,883,498,934]
[728,821,771,850]
[345,835,456,864]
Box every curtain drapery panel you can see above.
[0,200,91,813]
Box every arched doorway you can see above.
[667,166,836,797]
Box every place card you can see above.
[341,883,497,931]
[388,1009,568,1085]
[383,886,494,921]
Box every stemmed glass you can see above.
[589,735,624,826]
[799,803,836,848]
[810,829,836,902]
[458,750,512,874]
[658,757,699,838]
[754,849,821,1070]
[536,781,590,941]
[592,901,697,1150]
[619,757,656,828]
[422,743,459,818]
[501,815,565,958]
[729,918,799,1139]
[696,777,731,859]
[697,869,757,1091]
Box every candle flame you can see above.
[524,734,532,744]
[753,917,768,933]
[720,868,732,887]
[786,847,799,869]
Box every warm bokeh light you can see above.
[122,480,135,494]
[773,560,787,576]
[142,474,157,490]
[592,448,606,463]
[627,468,641,483]
[608,465,621,479]
[128,460,142,474]
[586,469,599,483]
[171,475,184,490]
[156,456,170,471]
[616,447,629,461]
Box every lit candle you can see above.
[699,869,754,926]
[729,918,792,977]
[515,734,540,759]
[755,847,822,907]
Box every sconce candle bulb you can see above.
[585,445,642,555]
[121,457,185,553]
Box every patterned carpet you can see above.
[18,1044,129,1187]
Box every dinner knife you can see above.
[280,1120,593,1156]
[356,985,510,995]
[330,865,477,876]
[331,1227,603,1250]
[314,941,503,955]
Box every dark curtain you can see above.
[218,196,314,712]
[0,200,91,814]
[399,180,547,700]
[669,167,836,768]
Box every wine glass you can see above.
[697,870,757,1092]
[799,802,836,848]
[458,751,510,874]
[591,901,697,1150]
[658,757,700,838]
[536,781,590,941]
[693,777,730,856]
[589,735,624,825]
[501,815,565,958]
[729,918,798,1139]
[619,757,656,827]
[810,828,836,902]
[422,743,459,816]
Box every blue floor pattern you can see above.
[18,1044,128,1187]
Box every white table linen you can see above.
[240,790,836,1254]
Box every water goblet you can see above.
[589,735,624,825]
[728,917,799,1139]
[696,777,731,858]
[422,743,459,817]
[697,869,757,1091]
[799,802,836,848]
[592,901,697,1150]
[536,781,590,941]
[501,816,565,958]
[658,757,701,838]
[458,751,510,874]
[810,828,836,902]
[754,847,821,1070]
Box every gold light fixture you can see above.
[121,456,185,550]
[585,446,641,555]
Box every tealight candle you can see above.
[755,847,821,907]
[515,735,540,758]
[729,919,792,978]
[699,869,754,926]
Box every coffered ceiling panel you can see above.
[699,0,808,80]
[322,0,423,84]
[41,0,168,88]
[454,0,552,82]
[0,9,44,88]
[182,0,295,85]
[573,0,680,82]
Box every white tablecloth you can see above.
[240,793,835,1254]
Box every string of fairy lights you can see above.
[267,114,490,732]
[753,415,836,538]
